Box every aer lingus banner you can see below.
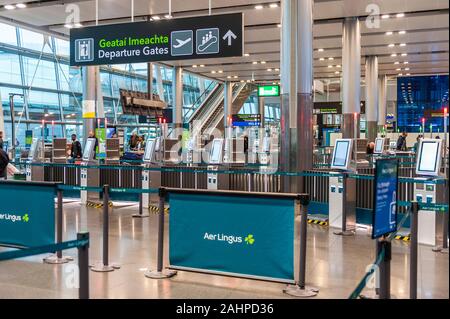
[0,181,56,248]
[169,193,295,283]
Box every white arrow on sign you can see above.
[223,30,237,46]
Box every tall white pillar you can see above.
[223,81,233,131]
[156,65,165,101]
[172,66,183,128]
[82,66,103,143]
[258,96,265,127]
[378,75,387,131]
[280,0,314,192]
[365,56,378,141]
[342,17,361,139]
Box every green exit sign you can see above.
[258,85,280,97]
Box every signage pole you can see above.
[410,202,419,299]
[77,232,90,299]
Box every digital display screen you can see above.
[257,85,280,97]
[374,138,384,154]
[332,140,350,168]
[83,139,95,161]
[144,139,155,161]
[418,141,440,173]
[155,137,161,152]
[231,114,261,127]
[210,140,223,163]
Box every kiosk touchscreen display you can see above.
[210,140,223,164]
[332,140,351,168]
[374,138,384,154]
[83,139,95,161]
[144,139,155,162]
[417,140,440,175]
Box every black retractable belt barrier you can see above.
[410,202,419,299]
[90,185,120,272]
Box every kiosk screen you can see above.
[144,139,155,162]
[210,140,223,164]
[83,138,95,161]
[417,140,441,175]
[374,138,384,154]
[332,140,351,169]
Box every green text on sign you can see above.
[258,85,280,97]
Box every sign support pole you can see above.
[410,202,419,299]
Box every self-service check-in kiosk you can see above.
[414,139,446,247]
[207,138,229,190]
[329,139,357,235]
[142,138,161,208]
[80,138,100,204]
[26,138,45,182]
[186,135,202,165]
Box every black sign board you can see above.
[70,13,243,66]
[231,114,261,127]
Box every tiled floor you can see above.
[0,201,448,299]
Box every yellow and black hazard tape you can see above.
[307,218,329,226]
[86,201,114,209]
[394,235,411,242]
[149,205,170,214]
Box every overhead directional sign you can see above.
[70,13,243,66]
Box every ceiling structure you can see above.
[0,0,448,84]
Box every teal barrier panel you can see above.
[0,181,56,248]
[169,193,295,283]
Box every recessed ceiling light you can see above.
[211,70,216,74]
[328,65,332,68]
[267,68,272,72]
[406,73,410,76]
[401,53,408,56]
[398,30,406,35]
[252,61,258,64]
[404,68,410,71]
[16,3,27,9]
[318,48,324,52]
[382,14,390,19]
[394,62,400,65]
[277,24,282,28]
[192,65,198,68]
[152,16,161,20]
[4,4,15,10]
[319,58,325,61]
[391,53,397,57]
[398,73,403,76]
[240,80,245,83]
[218,70,223,73]
[260,61,267,64]
[335,71,340,74]
[233,76,238,79]
[399,43,406,47]
[275,68,280,71]
[227,76,231,79]
[404,61,409,64]
[269,3,278,8]
[200,64,205,67]
[396,68,401,71]
[244,53,250,57]
[336,65,341,68]
[328,57,334,60]
[255,5,264,10]
[388,44,395,48]
[385,31,393,35]
[396,13,405,18]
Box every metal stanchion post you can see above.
[284,195,318,297]
[145,188,177,279]
[378,239,391,299]
[91,185,120,272]
[77,232,90,300]
[410,202,419,299]
[133,192,150,218]
[44,188,73,264]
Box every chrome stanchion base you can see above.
[333,230,356,236]
[283,285,319,298]
[43,254,74,264]
[144,269,177,279]
[132,213,150,218]
[90,262,121,272]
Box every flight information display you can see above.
[231,114,261,127]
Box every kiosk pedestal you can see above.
[80,162,100,204]
[414,180,445,247]
[329,173,357,235]
[142,168,161,207]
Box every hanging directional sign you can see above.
[70,13,244,66]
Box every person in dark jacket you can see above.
[396,132,408,151]
[0,147,9,179]
[70,134,82,159]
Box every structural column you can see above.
[223,81,233,134]
[258,96,265,127]
[365,56,379,141]
[280,0,314,193]
[172,66,183,129]
[82,66,104,143]
[147,63,154,98]
[156,65,165,101]
[378,75,387,133]
[342,17,361,139]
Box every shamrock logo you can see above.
[22,214,30,223]
[245,234,255,245]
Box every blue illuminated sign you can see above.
[372,159,398,239]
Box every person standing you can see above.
[0,131,4,150]
[0,147,9,179]
[70,134,83,159]
[396,132,408,151]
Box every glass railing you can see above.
[183,81,218,123]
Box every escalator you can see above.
[189,82,256,136]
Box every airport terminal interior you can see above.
[0,0,448,302]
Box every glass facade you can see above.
[0,22,218,149]
[397,75,449,133]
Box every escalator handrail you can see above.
[188,82,222,123]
